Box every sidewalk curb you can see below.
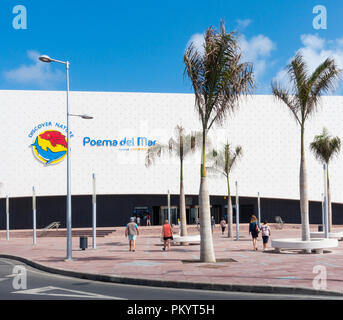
[1,254,342,298]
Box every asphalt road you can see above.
[0,258,341,300]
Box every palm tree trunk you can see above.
[199,130,216,262]
[300,125,310,242]
[327,165,332,232]
[179,158,188,244]
[227,176,233,238]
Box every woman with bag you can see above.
[249,215,260,251]
[161,220,173,251]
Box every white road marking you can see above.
[12,286,126,300]
[0,259,16,267]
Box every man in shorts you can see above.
[125,217,139,252]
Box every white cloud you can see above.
[185,33,205,56]
[300,34,325,50]
[236,19,252,29]
[273,34,343,92]
[185,31,275,82]
[3,50,63,88]
[239,34,276,80]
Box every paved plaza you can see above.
[0,224,342,296]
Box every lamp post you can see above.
[32,186,37,245]
[167,190,171,224]
[323,163,329,239]
[235,181,239,241]
[92,173,96,249]
[6,195,9,241]
[39,55,93,260]
[257,192,261,223]
[321,192,324,232]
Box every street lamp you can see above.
[235,181,239,241]
[70,113,93,120]
[39,54,93,260]
[323,163,329,239]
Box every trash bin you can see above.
[318,225,323,232]
[80,236,88,250]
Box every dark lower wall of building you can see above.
[0,194,342,230]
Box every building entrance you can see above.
[210,205,222,223]
[186,206,198,224]
[132,207,150,225]
[160,206,178,225]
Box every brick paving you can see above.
[0,224,342,294]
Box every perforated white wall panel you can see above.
[0,90,342,203]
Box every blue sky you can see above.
[1,0,343,94]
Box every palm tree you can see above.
[184,21,254,262]
[272,53,341,242]
[207,142,243,238]
[310,127,341,232]
[145,125,202,242]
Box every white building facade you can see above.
[0,90,342,228]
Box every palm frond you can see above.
[272,53,342,126]
[310,127,341,163]
[145,143,169,167]
[287,53,309,101]
[271,80,301,125]
[207,142,243,175]
[184,21,255,131]
[229,145,243,171]
[306,58,342,120]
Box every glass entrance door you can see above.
[190,207,198,224]
[160,206,178,225]
[132,207,149,225]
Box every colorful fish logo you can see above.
[31,130,67,165]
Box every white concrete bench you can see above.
[172,235,200,244]
[310,231,343,241]
[272,238,338,254]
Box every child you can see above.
[261,220,271,251]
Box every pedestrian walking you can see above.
[146,214,151,226]
[136,216,141,226]
[249,215,260,251]
[261,220,271,251]
[125,217,139,252]
[211,216,215,234]
[219,217,226,235]
[161,219,173,251]
[177,218,181,236]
